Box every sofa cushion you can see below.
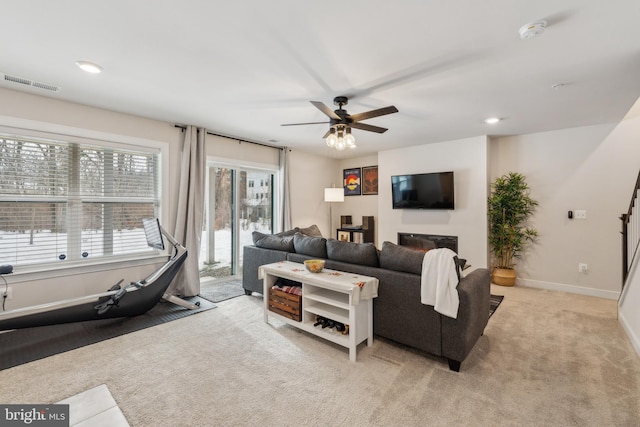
[326,239,379,267]
[297,224,323,237]
[252,231,295,252]
[293,233,327,258]
[379,241,426,275]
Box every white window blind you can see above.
[0,135,160,268]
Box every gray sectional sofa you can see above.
[242,227,491,371]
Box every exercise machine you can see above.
[0,218,197,331]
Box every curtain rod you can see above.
[174,124,285,151]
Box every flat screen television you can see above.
[391,171,455,209]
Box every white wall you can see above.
[287,150,339,237]
[205,134,280,167]
[490,108,640,298]
[378,136,489,270]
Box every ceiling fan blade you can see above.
[351,122,388,133]
[310,101,341,120]
[281,121,328,126]
[349,105,398,122]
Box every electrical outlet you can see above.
[574,210,587,219]
[2,286,12,300]
[579,263,588,273]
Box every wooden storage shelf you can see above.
[303,287,350,309]
[260,261,378,362]
[336,216,374,243]
[303,302,349,325]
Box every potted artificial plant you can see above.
[488,172,538,286]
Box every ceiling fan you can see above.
[281,96,398,150]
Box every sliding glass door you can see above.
[200,165,274,280]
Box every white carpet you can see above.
[1,285,639,426]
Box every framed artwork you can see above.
[361,165,378,195]
[343,168,361,196]
[337,230,351,242]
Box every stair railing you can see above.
[621,169,640,289]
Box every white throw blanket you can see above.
[420,248,460,318]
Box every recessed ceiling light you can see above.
[484,117,501,125]
[75,61,103,74]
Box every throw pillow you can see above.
[326,239,379,267]
[297,224,323,237]
[293,233,327,258]
[276,227,299,237]
[252,229,297,244]
[252,231,295,252]
[379,241,426,275]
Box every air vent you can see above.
[1,72,61,92]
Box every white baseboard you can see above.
[618,310,640,359]
[516,278,620,300]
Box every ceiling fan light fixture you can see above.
[336,132,346,150]
[326,128,337,147]
[283,96,397,151]
[344,128,356,147]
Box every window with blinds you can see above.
[0,135,160,269]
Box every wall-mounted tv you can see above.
[391,171,455,210]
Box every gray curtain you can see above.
[170,125,206,297]
[279,147,292,231]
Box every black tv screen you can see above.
[143,217,165,250]
[391,171,454,209]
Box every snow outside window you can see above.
[0,135,160,269]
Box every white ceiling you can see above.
[2,1,640,158]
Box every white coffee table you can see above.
[259,260,379,361]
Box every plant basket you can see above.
[492,267,517,287]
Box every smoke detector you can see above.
[519,20,547,39]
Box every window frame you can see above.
[0,122,170,280]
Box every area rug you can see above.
[0,296,215,371]
[199,278,245,303]
[489,294,504,318]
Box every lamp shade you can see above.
[324,188,344,202]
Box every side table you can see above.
[259,261,378,361]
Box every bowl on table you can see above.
[304,259,325,273]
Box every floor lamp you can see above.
[324,187,344,237]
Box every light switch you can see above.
[574,210,587,219]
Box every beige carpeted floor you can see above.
[0,284,638,426]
